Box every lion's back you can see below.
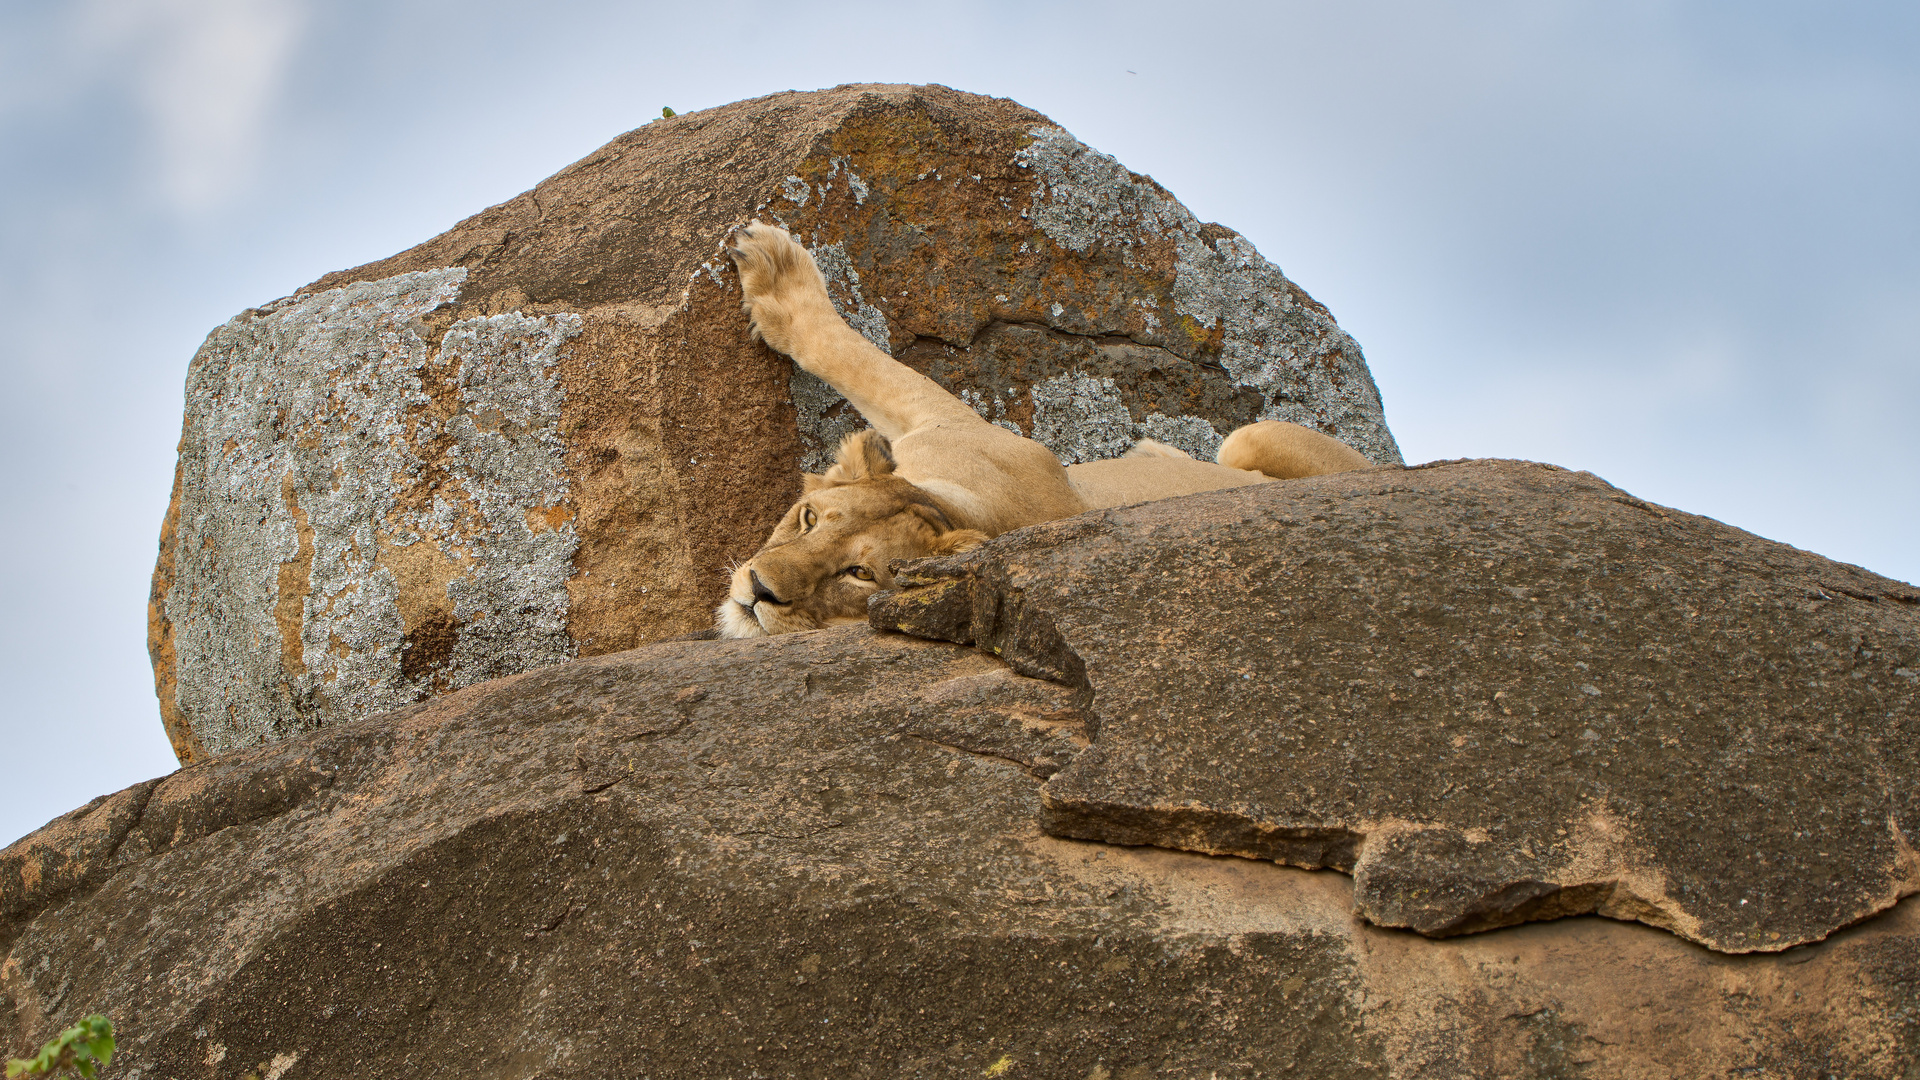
[1065,457,1270,511]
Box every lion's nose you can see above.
[749,569,782,606]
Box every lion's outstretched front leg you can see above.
[728,222,981,441]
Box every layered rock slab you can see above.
[150,82,1402,763]
[7,627,1917,1078]
[872,459,1920,953]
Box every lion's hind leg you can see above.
[1123,438,1194,460]
[1216,420,1373,479]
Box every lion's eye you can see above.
[802,507,817,530]
[848,566,875,581]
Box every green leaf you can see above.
[661,106,677,118]
[10,1015,113,1078]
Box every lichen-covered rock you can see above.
[872,459,1920,954]
[149,83,1401,762]
[8,627,1916,1078]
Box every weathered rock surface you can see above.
[8,624,1918,1078]
[150,83,1401,764]
[873,459,1920,955]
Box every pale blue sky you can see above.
[3,0,1915,846]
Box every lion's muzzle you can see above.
[748,569,782,606]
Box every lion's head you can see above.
[715,429,989,638]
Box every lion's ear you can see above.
[927,528,990,556]
[822,429,895,485]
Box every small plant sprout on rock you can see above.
[7,1016,114,1078]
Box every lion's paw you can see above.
[724,221,802,294]
[725,221,832,354]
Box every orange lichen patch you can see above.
[788,152,1051,343]
[1172,312,1227,356]
[823,108,947,184]
[784,110,1215,368]
[274,475,315,679]
[375,534,471,686]
[149,444,207,766]
[525,503,575,534]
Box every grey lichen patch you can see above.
[165,269,582,753]
[810,240,891,350]
[1029,372,1224,465]
[1016,127,1403,466]
[790,370,866,476]
[792,240,892,473]
[1014,129,1186,255]
[957,388,1024,436]
[1138,413,1224,462]
[429,314,581,687]
[1173,229,1401,465]
[1029,373,1139,465]
[827,156,870,205]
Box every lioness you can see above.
[716,222,1373,638]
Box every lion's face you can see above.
[716,430,987,638]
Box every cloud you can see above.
[75,0,305,213]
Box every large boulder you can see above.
[148,83,1401,763]
[13,461,1919,1077]
[6,627,1917,1079]
[875,459,1920,954]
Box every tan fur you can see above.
[1219,419,1373,478]
[715,430,987,638]
[717,223,1375,637]
[1123,437,1193,460]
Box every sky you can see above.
[1,0,1914,848]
